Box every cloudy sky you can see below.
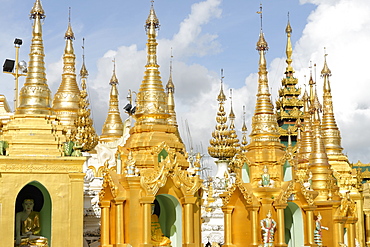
[0,0,369,164]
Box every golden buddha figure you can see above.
[15,199,48,247]
[151,204,171,247]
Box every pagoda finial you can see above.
[285,13,294,74]
[65,7,74,39]
[17,0,51,115]
[80,38,89,78]
[110,58,118,85]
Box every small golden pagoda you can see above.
[99,2,202,247]
[0,1,86,246]
[100,61,124,143]
[52,14,80,136]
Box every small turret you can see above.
[100,60,124,143]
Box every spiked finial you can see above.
[80,38,89,78]
[65,8,75,39]
[110,59,119,85]
[285,13,294,74]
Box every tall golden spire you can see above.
[285,13,294,74]
[16,0,52,115]
[249,10,281,145]
[308,92,338,201]
[166,50,176,126]
[119,2,187,169]
[70,40,98,151]
[100,60,124,143]
[52,8,80,135]
[245,5,285,177]
[208,71,235,160]
[165,51,184,144]
[321,53,343,155]
[134,1,169,125]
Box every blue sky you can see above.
[0,0,369,163]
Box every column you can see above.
[365,212,370,246]
[100,200,111,246]
[347,218,357,247]
[222,206,234,246]
[303,206,316,246]
[184,203,194,246]
[333,218,344,247]
[143,202,152,245]
[249,206,260,247]
[275,204,287,247]
[139,195,154,247]
[115,200,124,246]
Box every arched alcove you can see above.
[15,181,52,244]
[284,202,304,247]
[156,194,182,247]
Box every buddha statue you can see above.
[15,199,48,247]
[151,204,171,246]
[259,165,274,188]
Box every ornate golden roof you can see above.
[208,77,236,160]
[52,19,80,136]
[16,0,51,115]
[321,54,343,155]
[70,47,98,151]
[119,2,187,169]
[100,62,124,143]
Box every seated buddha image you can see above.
[15,199,48,247]
[151,203,171,247]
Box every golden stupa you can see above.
[0,1,86,247]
